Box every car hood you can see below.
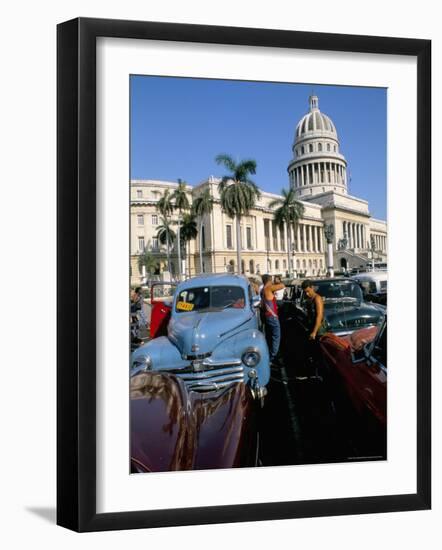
[130,372,257,472]
[324,301,383,330]
[168,308,253,357]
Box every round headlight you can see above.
[241,349,261,367]
[132,355,153,373]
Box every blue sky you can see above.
[131,76,387,220]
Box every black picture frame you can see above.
[57,17,431,532]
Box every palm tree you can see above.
[171,179,190,279]
[156,217,176,275]
[180,212,198,278]
[269,187,305,278]
[137,248,159,280]
[156,190,174,274]
[157,189,174,217]
[215,154,260,274]
[192,187,214,273]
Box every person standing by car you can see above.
[261,274,285,364]
[301,279,326,341]
[301,279,327,377]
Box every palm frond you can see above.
[215,153,236,173]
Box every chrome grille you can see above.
[172,364,246,392]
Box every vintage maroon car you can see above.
[319,316,387,452]
[130,371,259,472]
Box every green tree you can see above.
[156,190,174,274]
[215,154,260,274]
[171,179,190,279]
[137,248,159,280]
[269,187,305,277]
[180,212,198,278]
[192,187,214,273]
[156,217,176,275]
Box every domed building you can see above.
[288,95,348,198]
[130,95,387,282]
[286,95,387,274]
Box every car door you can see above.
[149,282,176,339]
[348,324,387,425]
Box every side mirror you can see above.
[252,295,261,308]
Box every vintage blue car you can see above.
[131,274,270,399]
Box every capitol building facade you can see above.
[130,95,387,283]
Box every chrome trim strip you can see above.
[201,358,242,367]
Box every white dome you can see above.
[295,96,337,140]
[288,95,348,199]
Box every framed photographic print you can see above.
[57,17,431,532]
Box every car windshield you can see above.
[312,280,363,303]
[175,285,246,312]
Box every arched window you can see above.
[302,259,306,268]
[301,146,305,155]
[318,143,323,152]
[275,260,280,271]
[249,259,254,274]
[296,259,300,269]
[327,143,331,151]
[283,259,287,269]
[309,144,313,153]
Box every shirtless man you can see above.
[301,279,325,340]
[261,274,285,364]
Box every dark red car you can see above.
[130,372,259,472]
[319,316,387,454]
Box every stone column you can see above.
[297,224,301,252]
[302,224,306,252]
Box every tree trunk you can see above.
[166,233,171,275]
[177,213,182,280]
[199,220,204,273]
[287,224,292,279]
[236,216,242,274]
[187,240,191,278]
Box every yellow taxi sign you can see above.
[176,301,194,311]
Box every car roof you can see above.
[351,272,388,281]
[309,277,351,283]
[177,273,249,291]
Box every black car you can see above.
[281,278,385,337]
